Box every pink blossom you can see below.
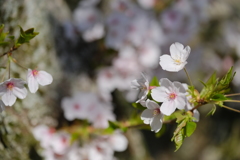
[27,69,53,93]
[0,78,28,106]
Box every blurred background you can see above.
[1,0,240,159]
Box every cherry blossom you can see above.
[141,99,164,133]
[131,73,149,103]
[159,42,191,72]
[27,69,53,93]
[0,78,28,106]
[151,78,186,116]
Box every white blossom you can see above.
[0,78,28,106]
[151,78,186,116]
[159,42,191,72]
[131,73,149,103]
[141,99,164,132]
[27,69,53,93]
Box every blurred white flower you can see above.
[137,0,155,9]
[32,125,56,149]
[61,92,97,121]
[50,132,71,155]
[0,78,28,106]
[73,6,104,42]
[131,73,149,103]
[151,78,186,116]
[27,69,53,93]
[141,99,164,133]
[106,131,128,152]
[160,42,191,72]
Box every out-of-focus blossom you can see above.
[27,69,53,93]
[137,0,155,9]
[73,7,104,42]
[151,78,186,116]
[61,92,97,121]
[50,132,71,155]
[106,131,128,152]
[0,78,28,106]
[160,42,191,72]
[32,125,56,149]
[141,99,164,133]
[131,73,149,103]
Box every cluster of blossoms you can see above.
[62,0,209,103]
[0,69,52,110]
[32,125,128,160]
[131,42,199,132]
[61,92,115,129]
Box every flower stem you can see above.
[11,58,28,70]
[223,100,240,103]
[8,58,10,79]
[221,104,240,113]
[225,93,240,97]
[184,67,193,86]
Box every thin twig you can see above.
[184,67,193,86]
[225,93,240,97]
[221,105,240,113]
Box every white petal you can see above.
[160,78,173,88]
[170,42,184,59]
[151,87,168,102]
[12,87,28,99]
[150,115,163,133]
[175,96,186,110]
[181,46,191,62]
[146,99,159,110]
[160,101,176,116]
[160,55,185,72]
[109,133,128,152]
[36,71,53,86]
[27,73,39,93]
[193,109,200,122]
[173,81,186,93]
[141,109,153,124]
[2,91,16,106]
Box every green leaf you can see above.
[211,93,230,101]
[15,26,39,47]
[0,24,10,47]
[108,121,120,130]
[174,129,184,151]
[207,104,217,116]
[185,122,197,137]
[150,76,160,87]
[132,102,146,110]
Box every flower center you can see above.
[6,82,14,90]
[174,59,182,65]
[153,108,160,116]
[169,93,177,100]
[74,104,80,110]
[32,70,39,76]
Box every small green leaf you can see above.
[15,26,39,47]
[150,76,160,87]
[174,129,184,151]
[207,104,217,116]
[185,122,197,137]
[108,121,120,130]
[132,103,146,110]
[211,93,230,101]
